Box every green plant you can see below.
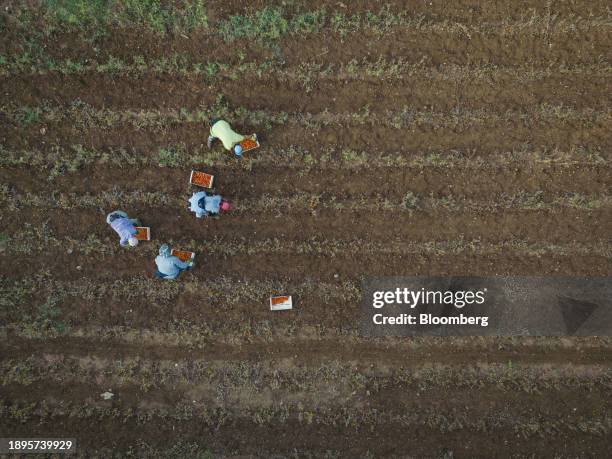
[15,107,41,125]
[0,233,9,249]
[178,0,208,31]
[290,10,327,34]
[96,55,126,74]
[43,0,111,30]
[21,296,66,338]
[219,6,288,42]
[402,191,421,210]
[158,148,180,167]
[121,0,169,34]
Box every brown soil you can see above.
[3,72,612,111]
[5,208,611,243]
[1,1,612,457]
[4,117,611,154]
[5,334,612,364]
[3,163,611,199]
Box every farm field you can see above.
[0,0,611,457]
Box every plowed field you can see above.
[1,1,611,457]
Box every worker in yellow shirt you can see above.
[207,118,257,157]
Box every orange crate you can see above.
[134,226,151,241]
[239,138,260,152]
[270,295,293,311]
[190,170,214,188]
[171,249,195,263]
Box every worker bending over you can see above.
[106,210,140,247]
[155,244,192,280]
[189,191,231,218]
[207,118,256,157]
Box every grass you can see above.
[40,0,208,34]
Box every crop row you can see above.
[1,272,358,312]
[3,186,610,213]
[6,223,611,258]
[89,441,213,459]
[2,52,610,83]
[76,441,213,459]
[2,399,611,438]
[4,102,609,131]
[8,0,209,36]
[3,355,610,394]
[5,324,612,354]
[2,145,608,182]
[10,4,608,40]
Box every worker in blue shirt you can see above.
[155,244,192,280]
[188,192,231,218]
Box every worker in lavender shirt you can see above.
[106,210,140,247]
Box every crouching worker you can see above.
[189,191,231,218]
[155,244,192,280]
[106,210,140,247]
[207,118,257,157]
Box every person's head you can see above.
[108,212,122,223]
[159,244,171,258]
[220,200,231,213]
[128,237,139,247]
[233,144,242,157]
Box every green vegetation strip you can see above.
[5,224,611,258]
[9,4,609,40]
[1,145,608,182]
[2,52,610,83]
[3,102,609,131]
[2,399,611,437]
[3,186,610,213]
[19,0,208,35]
[3,356,610,393]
